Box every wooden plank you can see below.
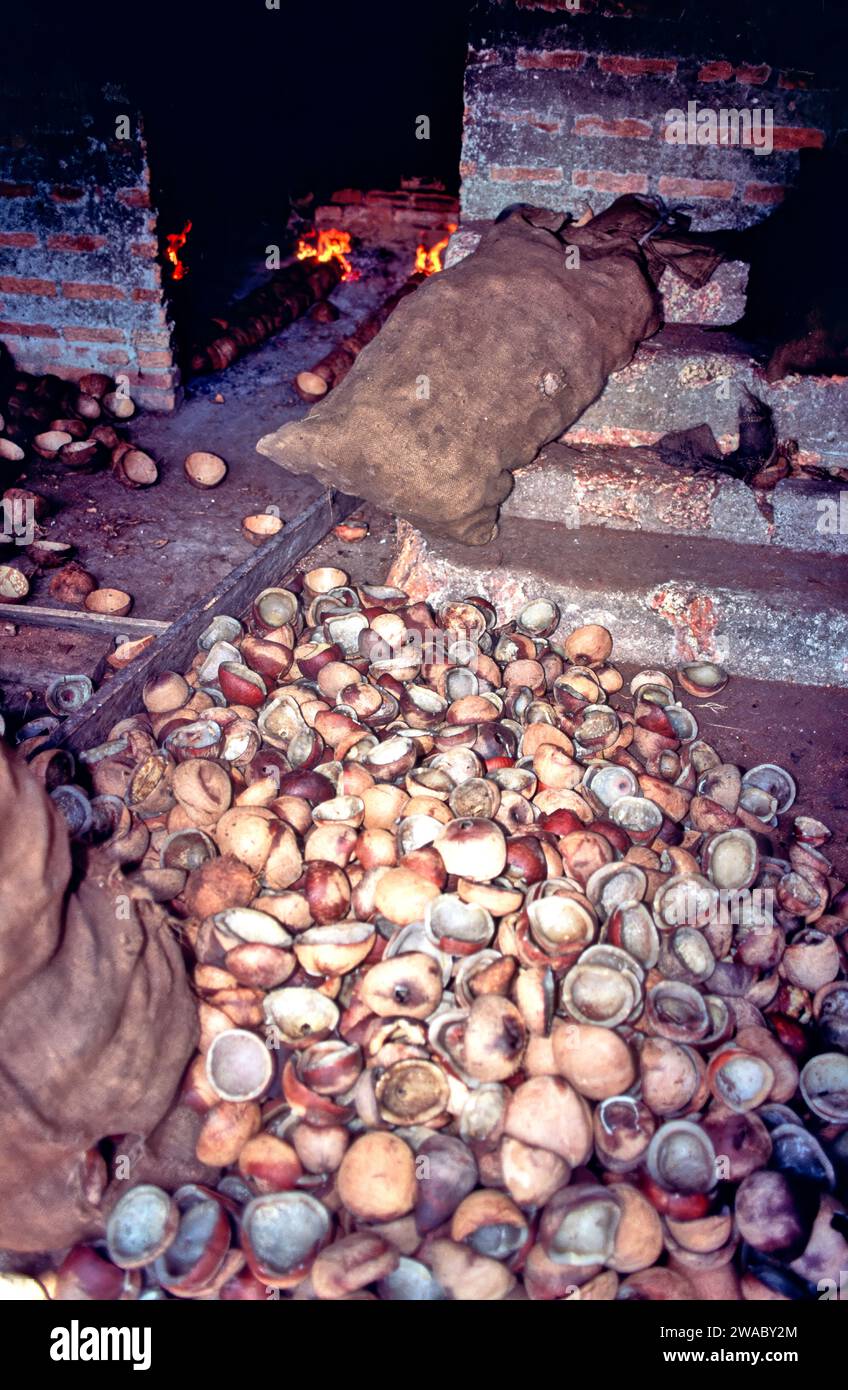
[47,488,358,755]
[0,605,170,639]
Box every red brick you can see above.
[770,126,825,150]
[698,61,733,82]
[0,276,56,296]
[133,330,172,347]
[459,161,478,179]
[597,56,677,78]
[137,350,172,368]
[410,193,459,210]
[61,282,125,301]
[132,287,162,303]
[492,109,562,133]
[47,234,107,253]
[490,165,563,183]
[97,350,130,366]
[467,48,501,65]
[0,320,59,338]
[51,185,85,202]
[744,182,788,205]
[572,169,648,194]
[117,187,151,208]
[0,232,38,248]
[658,176,735,199]
[0,182,34,197]
[124,370,179,389]
[62,326,126,343]
[574,115,652,139]
[13,343,63,362]
[779,70,814,90]
[131,241,159,260]
[516,49,587,71]
[735,63,771,85]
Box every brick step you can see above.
[506,442,848,555]
[388,516,848,687]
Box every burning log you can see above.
[292,222,459,402]
[189,231,357,377]
[190,259,342,376]
[293,273,425,401]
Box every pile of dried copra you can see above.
[42,567,848,1300]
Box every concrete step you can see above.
[505,442,848,556]
[387,516,848,687]
[564,325,848,472]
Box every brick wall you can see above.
[315,183,459,247]
[0,84,179,411]
[461,1,844,229]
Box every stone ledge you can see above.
[504,443,848,555]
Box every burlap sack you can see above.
[0,746,197,1251]
[258,195,723,545]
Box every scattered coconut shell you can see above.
[242,513,284,546]
[58,439,101,472]
[28,539,74,569]
[89,423,122,451]
[107,634,156,669]
[0,565,29,603]
[73,392,101,421]
[294,371,329,403]
[677,661,729,698]
[85,587,133,617]
[184,451,228,489]
[32,430,72,460]
[0,438,25,463]
[48,562,97,605]
[114,449,158,488]
[102,390,135,419]
[78,372,113,400]
[334,518,369,542]
[49,418,88,440]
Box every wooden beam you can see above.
[46,488,358,755]
[0,605,170,639]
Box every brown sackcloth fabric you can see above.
[0,746,197,1251]
[258,195,723,546]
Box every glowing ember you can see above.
[166,220,192,281]
[296,229,358,281]
[413,223,458,276]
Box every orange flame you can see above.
[166,220,192,281]
[413,223,458,276]
[296,228,358,281]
